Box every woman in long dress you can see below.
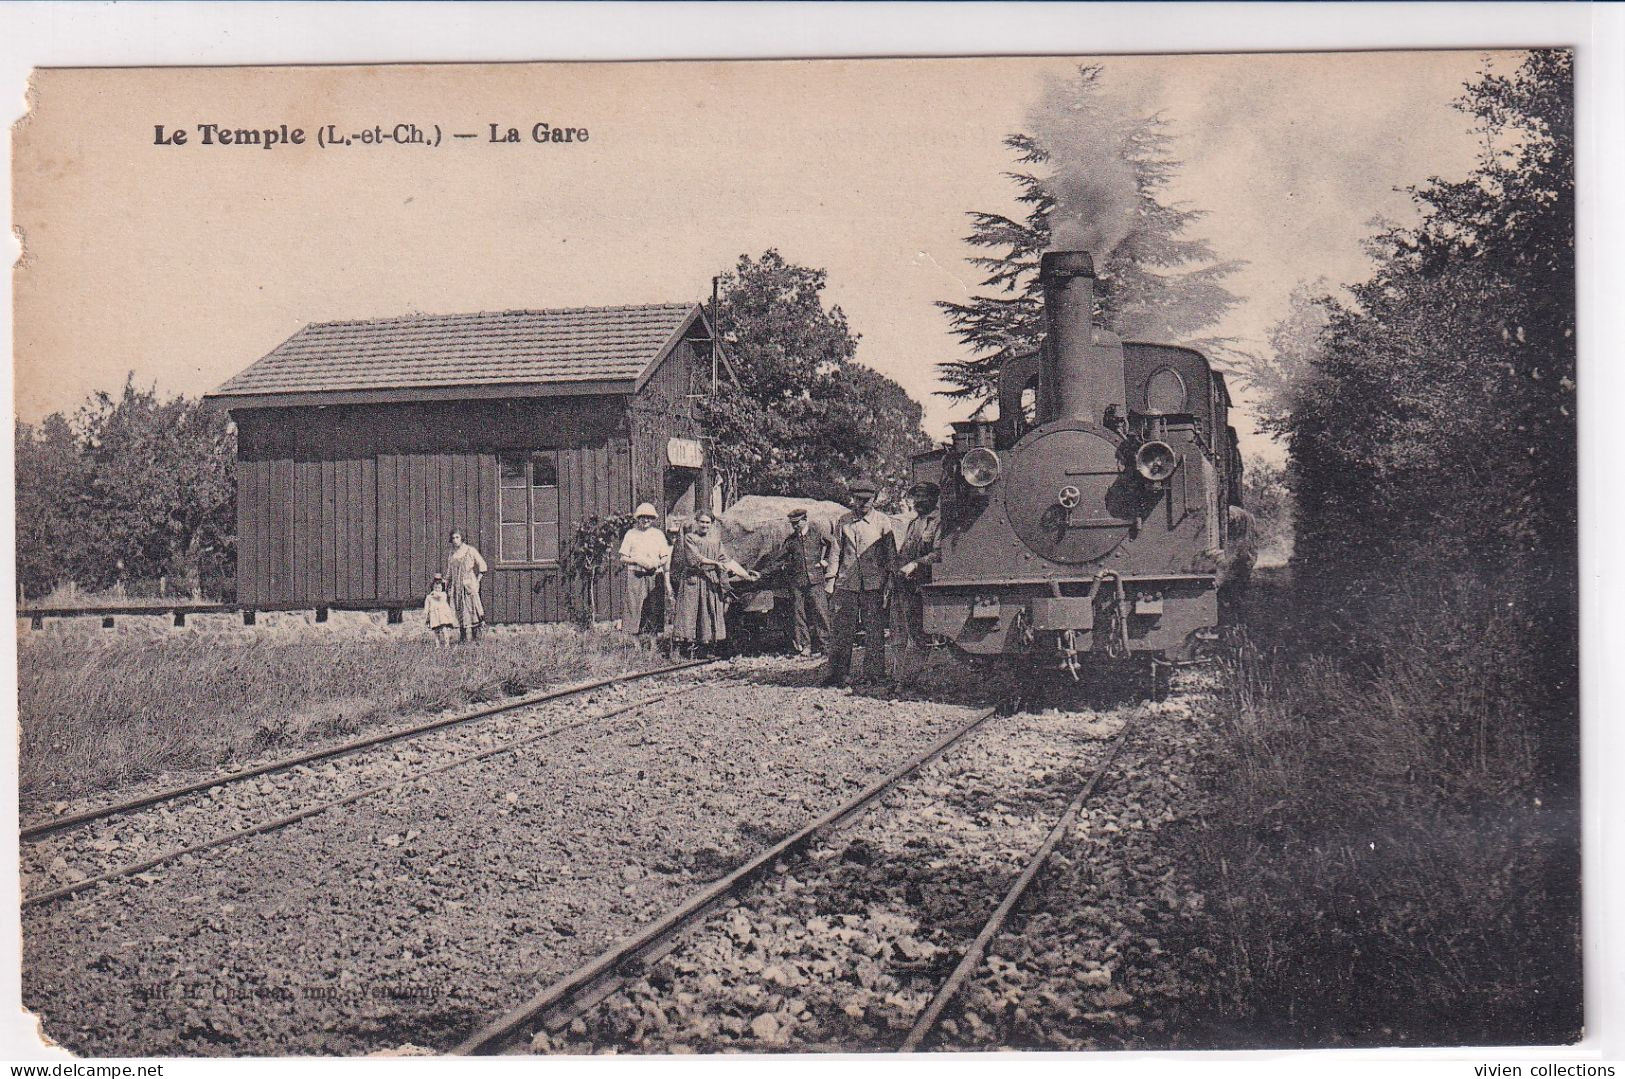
[672,512,754,656]
[445,529,488,641]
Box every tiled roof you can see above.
[212,302,699,399]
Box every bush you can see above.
[562,513,638,625]
[1178,574,1580,1046]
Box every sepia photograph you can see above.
[4,5,1609,1064]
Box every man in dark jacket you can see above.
[777,507,834,655]
[824,476,895,686]
[892,481,942,669]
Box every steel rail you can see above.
[23,687,699,909]
[454,703,1003,1056]
[22,659,714,841]
[899,714,1138,1052]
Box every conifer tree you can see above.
[939,65,1241,405]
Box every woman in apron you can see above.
[671,512,755,657]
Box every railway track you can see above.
[458,699,1139,1056]
[454,700,1003,1054]
[24,686,702,908]
[23,658,727,905]
[21,658,719,894]
[900,717,1134,1051]
[26,667,998,1056]
[21,658,714,841]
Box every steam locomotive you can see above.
[915,250,1244,691]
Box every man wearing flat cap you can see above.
[776,507,835,656]
[893,481,942,673]
[824,476,894,686]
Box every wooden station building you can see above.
[207,302,732,623]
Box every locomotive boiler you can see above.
[916,250,1244,687]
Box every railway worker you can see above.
[1216,504,1258,627]
[445,529,488,642]
[892,481,942,674]
[777,507,834,656]
[672,511,757,658]
[824,476,895,687]
[619,503,672,647]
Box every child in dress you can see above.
[424,574,457,646]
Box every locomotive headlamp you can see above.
[1134,440,1178,483]
[960,447,1001,488]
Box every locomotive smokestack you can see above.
[1038,250,1127,426]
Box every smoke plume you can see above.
[1026,70,1153,259]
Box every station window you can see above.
[498,452,560,564]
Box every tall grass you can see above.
[1180,574,1581,1046]
[18,629,656,802]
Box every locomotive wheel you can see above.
[1002,656,1073,714]
[1148,657,1171,702]
[999,658,1038,714]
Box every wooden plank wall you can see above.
[235,417,296,606]
[629,329,714,515]
[234,398,631,622]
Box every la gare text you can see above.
[152,122,589,150]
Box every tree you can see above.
[711,250,858,402]
[698,379,786,507]
[14,414,87,598]
[814,365,930,501]
[1241,458,1295,567]
[700,250,931,505]
[1262,51,1575,787]
[14,377,237,598]
[73,377,237,594]
[1196,52,1579,1046]
[1277,50,1573,588]
[1238,282,1334,435]
[938,65,1242,404]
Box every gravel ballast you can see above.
[22,666,716,896]
[531,672,1219,1054]
[22,658,991,1056]
[914,677,1221,1051]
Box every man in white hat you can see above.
[619,503,671,646]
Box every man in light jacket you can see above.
[823,476,895,686]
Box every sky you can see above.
[12,51,1500,464]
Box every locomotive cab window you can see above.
[499,452,561,564]
[1020,381,1039,427]
[1145,366,1189,414]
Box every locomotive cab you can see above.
[917,250,1243,678]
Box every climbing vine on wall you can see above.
[562,512,638,624]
